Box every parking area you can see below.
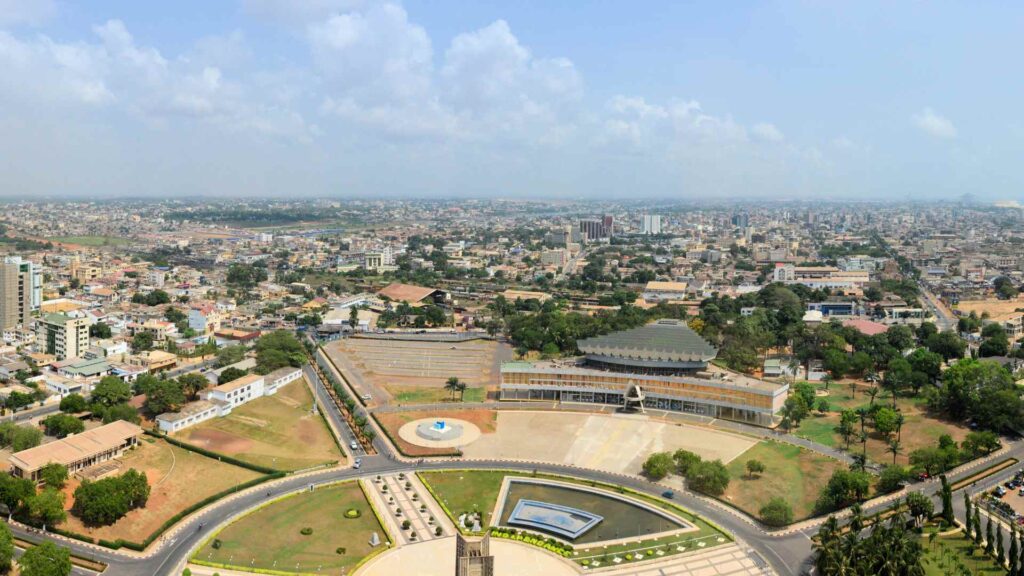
[979,467,1024,526]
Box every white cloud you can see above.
[0,0,56,26]
[751,122,784,142]
[913,107,957,139]
[240,0,370,25]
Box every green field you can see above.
[177,379,343,471]
[196,481,386,573]
[921,528,1005,576]
[723,440,846,521]
[393,386,487,404]
[52,235,130,247]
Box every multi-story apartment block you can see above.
[36,313,90,360]
[0,256,42,331]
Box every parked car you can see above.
[996,486,1008,497]
[350,440,359,450]
[661,490,675,500]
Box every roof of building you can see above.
[377,283,442,303]
[156,400,216,424]
[211,373,263,394]
[9,420,142,473]
[61,357,110,376]
[842,318,889,336]
[643,281,688,292]
[264,366,302,383]
[577,319,718,363]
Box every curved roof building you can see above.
[578,319,717,373]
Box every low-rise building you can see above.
[9,420,142,481]
[36,313,90,361]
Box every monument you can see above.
[455,533,494,576]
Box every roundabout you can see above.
[399,417,482,449]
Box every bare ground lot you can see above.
[176,378,342,471]
[60,438,262,543]
[460,412,757,477]
[376,409,498,457]
[323,338,510,405]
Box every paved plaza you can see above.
[460,411,757,476]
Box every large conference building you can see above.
[500,319,788,426]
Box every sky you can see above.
[0,0,1021,201]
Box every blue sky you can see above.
[0,0,1020,200]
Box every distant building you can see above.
[579,216,614,242]
[188,304,223,335]
[642,281,688,302]
[641,214,662,235]
[36,313,90,361]
[0,256,42,331]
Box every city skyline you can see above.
[1,1,1021,201]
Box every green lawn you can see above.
[195,481,386,573]
[921,528,1006,576]
[52,235,130,247]
[420,470,507,529]
[393,386,486,404]
[723,440,847,521]
[794,415,839,448]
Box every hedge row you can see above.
[145,429,282,475]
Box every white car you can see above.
[350,440,359,450]
[353,458,362,469]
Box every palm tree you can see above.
[444,377,461,401]
[888,439,902,465]
[849,380,857,399]
[867,385,880,406]
[895,411,905,442]
[457,381,468,401]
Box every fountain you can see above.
[416,419,464,441]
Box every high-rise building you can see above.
[0,256,42,331]
[36,313,90,360]
[731,213,749,228]
[579,217,613,241]
[641,214,662,235]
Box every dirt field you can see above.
[376,410,497,457]
[955,297,1024,318]
[60,438,262,543]
[324,337,510,405]
[460,412,757,478]
[177,378,342,471]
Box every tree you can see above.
[926,331,967,361]
[821,348,849,380]
[687,460,730,496]
[973,508,982,545]
[963,491,973,540]
[907,348,943,382]
[937,358,1022,432]
[814,397,829,415]
[835,410,858,449]
[887,439,902,466]
[42,414,84,438]
[143,380,186,416]
[177,373,208,401]
[1011,525,1019,576]
[89,322,112,339]
[962,430,1001,456]
[814,469,871,514]
[38,463,68,489]
[987,514,995,555]
[18,541,71,576]
[745,459,766,479]
[886,325,916,351]
[939,474,954,526]
[58,393,87,413]
[91,376,131,407]
[781,394,809,431]
[218,367,247,384]
[27,488,66,528]
[254,331,305,373]
[814,509,924,576]
[444,377,461,401]
[759,497,793,527]
[132,331,154,352]
[905,492,933,527]
[873,406,899,439]
[72,469,149,526]
[877,465,909,494]
[0,521,12,573]
[215,345,246,368]
[673,450,701,475]
[642,452,674,480]
[102,403,141,425]
[849,351,874,377]
[0,473,34,517]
